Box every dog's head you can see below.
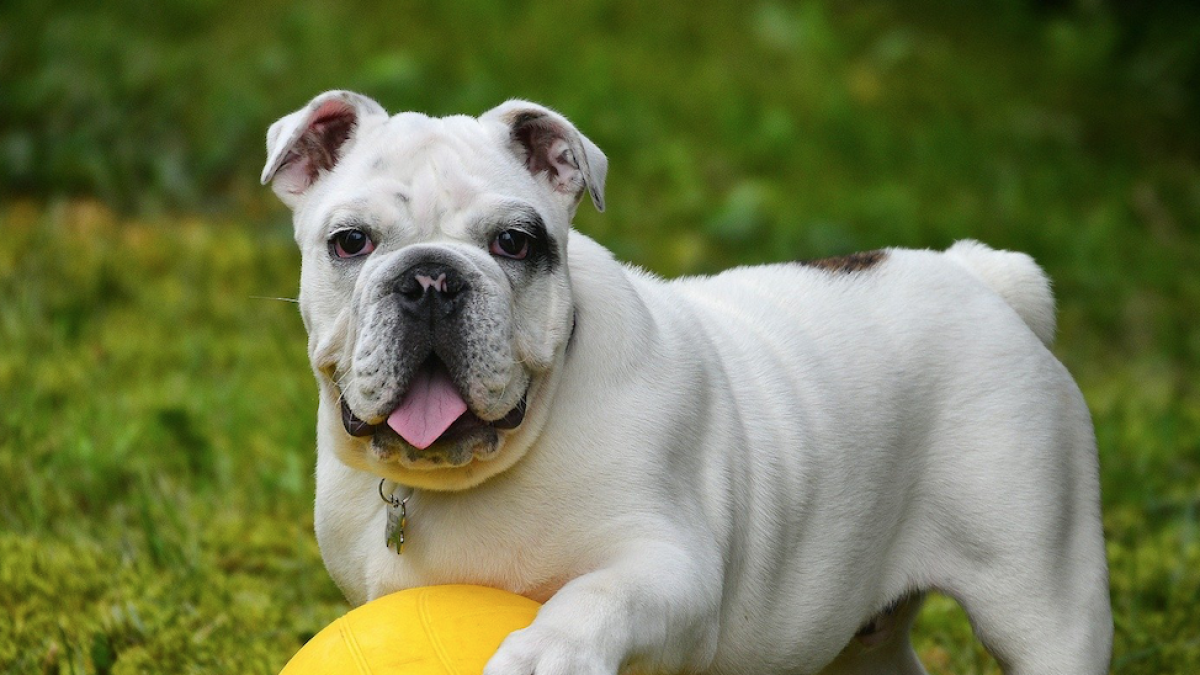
[261,91,605,490]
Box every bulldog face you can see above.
[261,91,606,489]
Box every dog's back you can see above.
[640,243,1111,673]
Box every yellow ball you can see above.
[280,585,541,675]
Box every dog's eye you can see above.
[332,229,375,258]
[490,229,530,260]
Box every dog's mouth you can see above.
[339,357,526,449]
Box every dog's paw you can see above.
[483,626,615,675]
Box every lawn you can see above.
[1,1,1198,673]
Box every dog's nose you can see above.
[396,262,466,318]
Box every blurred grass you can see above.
[1,0,1198,673]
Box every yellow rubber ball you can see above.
[280,585,541,675]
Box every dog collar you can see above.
[379,479,413,554]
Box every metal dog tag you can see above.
[380,480,410,554]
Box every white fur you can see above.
[944,240,1057,346]
[263,92,1112,675]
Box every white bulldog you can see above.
[261,91,1112,675]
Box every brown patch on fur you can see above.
[798,250,887,273]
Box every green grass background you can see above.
[2,0,1198,672]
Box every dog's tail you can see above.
[945,240,1056,347]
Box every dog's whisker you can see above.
[249,295,300,303]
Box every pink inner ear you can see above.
[284,99,359,194]
[311,99,355,128]
[513,116,557,176]
[513,116,581,196]
[546,139,578,180]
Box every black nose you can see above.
[396,262,467,318]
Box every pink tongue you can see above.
[386,364,468,450]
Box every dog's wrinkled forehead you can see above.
[309,113,552,237]
[261,90,607,232]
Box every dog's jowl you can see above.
[261,90,1112,675]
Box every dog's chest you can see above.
[352,484,584,603]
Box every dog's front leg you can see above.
[484,543,721,675]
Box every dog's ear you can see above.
[483,101,607,214]
[260,91,388,208]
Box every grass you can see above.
[0,206,340,673]
[2,0,1199,672]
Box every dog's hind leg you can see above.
[928,390,1113,674]
[941,554,1112,675]
[818,595,929,675]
